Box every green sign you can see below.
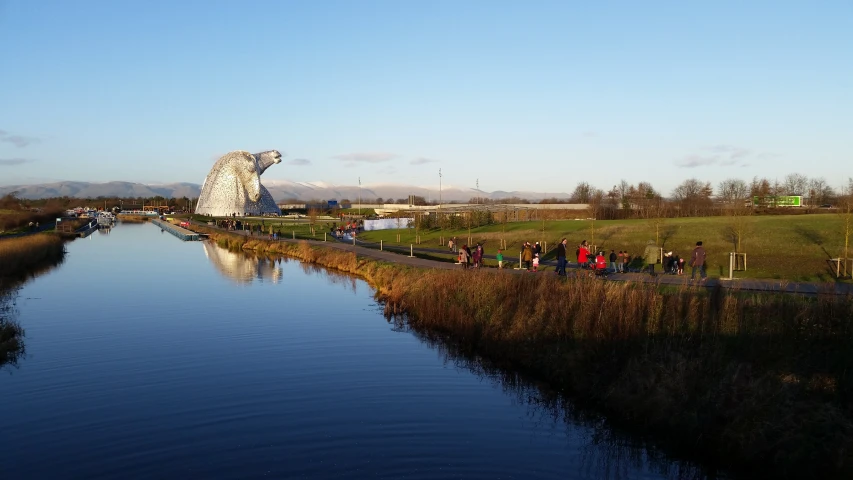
[752,195,802,207]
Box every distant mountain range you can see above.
[0,180,570,203]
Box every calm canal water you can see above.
[0,224,721,479]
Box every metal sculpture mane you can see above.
[195,150,282,217]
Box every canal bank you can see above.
[196,224,853,479]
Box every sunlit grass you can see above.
[0,234,65,281]
[358,213,851,281]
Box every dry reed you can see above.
[118,215,149,223]
[0,235,66,285]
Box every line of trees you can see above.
[563,174,852,220]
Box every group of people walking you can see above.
[451,235,709,281]
[520,241,543,272]
[457,242,487,269]
[642,240,707,280]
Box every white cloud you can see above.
[0,130,40,148]
[410,157,438,165]
[675,155,718,168]
[332,152,397,163]
[676,144,761,168]
[287,158,311,166]
[0,158,34,166]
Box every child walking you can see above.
[496,249,504,269]
[532,253,540,272]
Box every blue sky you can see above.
[1,0,851,195]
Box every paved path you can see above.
[192,221,853,295]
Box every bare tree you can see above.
[586,189,605,248]
[569,182,593,203]
[718,178,752,253]
[807,177,833,206]
[783,173,808,196]
[617,180,631,212]
[628,181,659,218]
[307,207,321,235]
[646,197,669,246]
[718,178,749,207]
[671,178,713,216]
[770,178,784,207]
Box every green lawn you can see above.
[355,214,852,282]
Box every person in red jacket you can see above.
[595,251,607,271]
[577,240,590,268]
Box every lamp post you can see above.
[439,168,442,229]
[358,177,362,216]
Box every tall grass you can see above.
[198,226,853,478]
[117,215,149,223]
[0,234,66,286]
[0,207,64,233]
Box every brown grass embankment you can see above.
[0,234,66,286]
[0,207,64,233]
[198,227,853,478]
[118,215,150,223]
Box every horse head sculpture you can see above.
[195,150,283,217]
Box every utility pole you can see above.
[358,177,362,216]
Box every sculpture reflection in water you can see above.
[201,241,362,292]
[388,317,730,480]
[202,241,284,284]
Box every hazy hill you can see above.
[0,180,569,203]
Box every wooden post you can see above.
[324,232,326,242]
[729,252,734,280]
[409,244,414,257]
[380,240,383,251]
[292,230,295,239]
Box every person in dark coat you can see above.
[691,241,707,281]
[522,242,533,271]
[556,238,567,276]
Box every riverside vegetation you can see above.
[0,234,67,369]
[197,225,853,479]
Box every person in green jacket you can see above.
[643,240,660,276]
[496,249,504,269]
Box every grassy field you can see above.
[352,214,852,282]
